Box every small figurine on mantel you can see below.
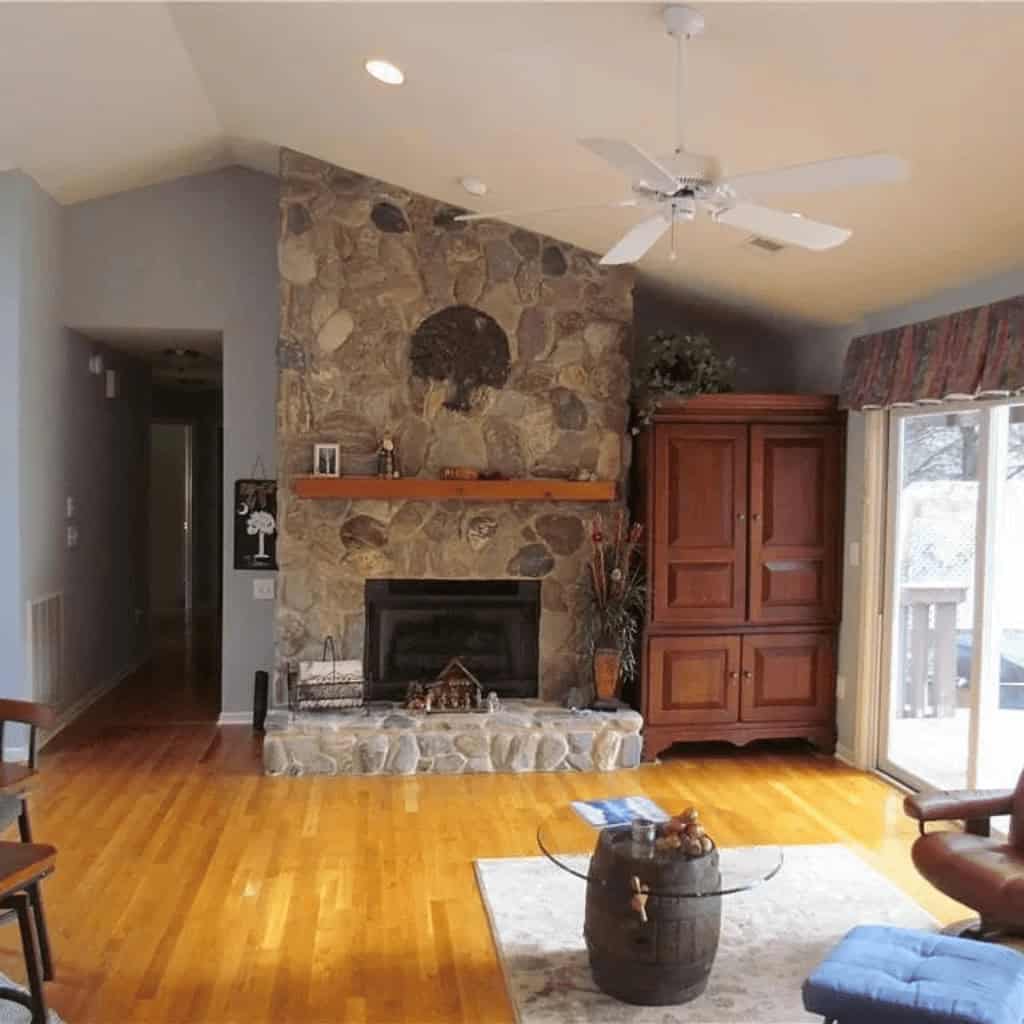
[377,434,401,479]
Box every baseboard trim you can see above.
[38,651,152,751]
[834,742,857,768]
[217,711,253,726]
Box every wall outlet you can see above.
[65,496,76,519]
[66,524,79,550]
[253,578,275,600]
[848,540,860,568]
[836,674,846,701]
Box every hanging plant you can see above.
[630,331,736,431]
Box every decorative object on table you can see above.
[573,468,597,482]
[656,806,715,857]
[377,434,400,479]
[580,510,645,708]
[486,690,500,714]
[291,636,364,710]
[234,479,278,570]
[313,443,340,477]
[402,658,482,712]
[474,844,938,1024]
[630,330,735,432]
[441,466,481,481]
[570,796,669,829]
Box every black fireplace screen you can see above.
[364,579,540,702]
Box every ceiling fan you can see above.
[456,5,909,265]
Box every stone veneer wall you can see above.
[275,149,635,701]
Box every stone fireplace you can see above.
[274,148,636,707]
[363,579,540,702]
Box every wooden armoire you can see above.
[635,395,845,759]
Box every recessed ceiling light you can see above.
[460,177,488,197]
[365,59,404,86]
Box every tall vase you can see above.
[593,648,623,703]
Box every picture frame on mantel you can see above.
[234,479,278,570]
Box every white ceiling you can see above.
[3,3,1024,328]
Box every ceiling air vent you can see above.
[747,236,786,253]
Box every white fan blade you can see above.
[600,215,671,265]
[455,198,637,223]
[579,138,680,194]
[722,153,909,196]
[712,203,850,251]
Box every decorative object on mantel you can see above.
[291,636,364,711]
[233,479,278,570]
[441,466,480,481]
[580,510,645,708]
[403,657,483,712]
[313,443,340,477]
[376,434,400,479]
[630,330,736,432]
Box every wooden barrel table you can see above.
[583,827,722,1005]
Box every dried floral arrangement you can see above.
[630,330,736,431]
[579,509,645,683]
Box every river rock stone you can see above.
[386,734,419,774]
[507,543,555,578]
[371,201,410,233]
[542,245,568,276]
[551,388,588,430]
[537,734,569,770]
[340,515,387,549]
[592,729,622,771]
[358,735,389,773]
[535,514,584,556]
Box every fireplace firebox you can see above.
[363,579,540,703]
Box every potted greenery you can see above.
[580,510,645,706]
[630,330,736,432]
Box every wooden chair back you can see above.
[0,700,58,770]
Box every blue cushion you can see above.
[803,925,1024,1024]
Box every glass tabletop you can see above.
[537,804,783,898]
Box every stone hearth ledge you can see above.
[263,701,644,775]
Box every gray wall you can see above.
[62,167,279,717]
[0,170,150,717]
[633,283,810,393]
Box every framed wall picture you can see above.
[234,479,278,570]
[314,443,340,477]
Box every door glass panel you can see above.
[884,411,982,789]
[979,403,1024,820]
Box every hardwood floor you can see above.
[1,623,970,1023]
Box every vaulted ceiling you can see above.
[3,3,1023,328]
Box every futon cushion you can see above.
[803,925,1024,1024]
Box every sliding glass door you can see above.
[879,400,1024,796]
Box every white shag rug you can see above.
[475,845,937,1024]
[0,975,63,1023]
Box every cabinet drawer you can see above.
[646,636,740,725]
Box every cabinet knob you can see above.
[729,671,739,682]
[736,512,746,521]
[751,512,761,521]
[742,670,753,680]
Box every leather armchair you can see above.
[904,766,1024,936]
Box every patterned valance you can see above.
[840,295,1024,410]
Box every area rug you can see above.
[475,845,936,1023]
[0,974,63,1023]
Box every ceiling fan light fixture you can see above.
[365,59,405,86]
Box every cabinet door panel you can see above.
[740,633,834,724]
[653,424,748,625]
[647,636,741,725]
[749,425,841,624]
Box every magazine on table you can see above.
[571,796,670,829]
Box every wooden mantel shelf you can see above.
[291,476,617,502]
